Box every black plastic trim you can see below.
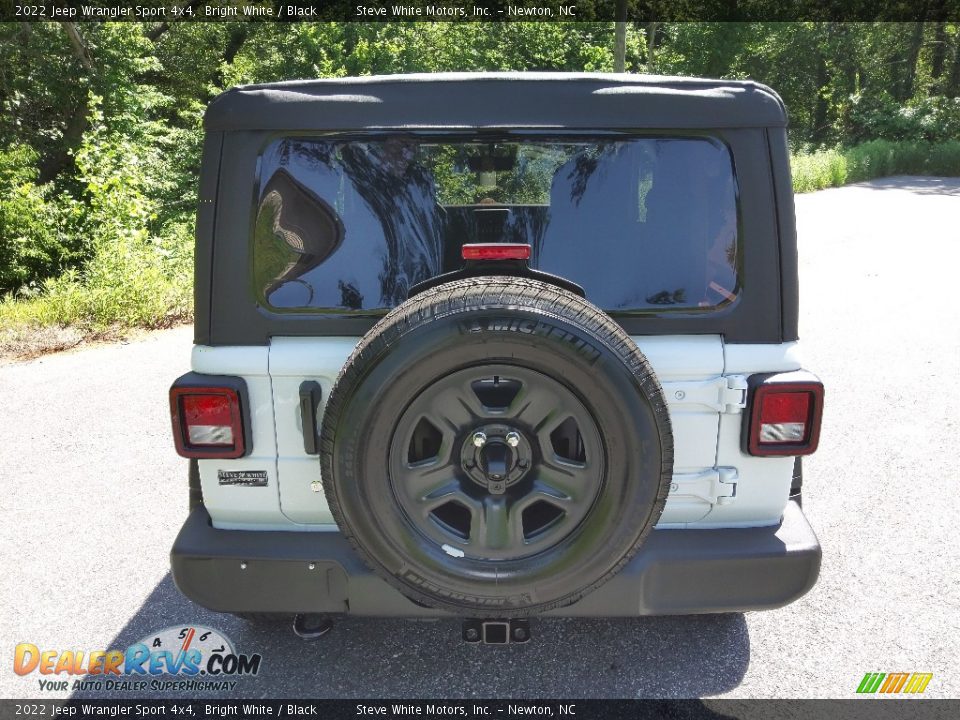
[767,127,800,342]
[171,501,821,617]
[193,132,223,347]
[791,457,803,494]
[188,459,203,511]
[170,372,253,458]
[298,381,323,455]
[790,457,804,507]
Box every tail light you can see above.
[462,243,531,261]
[745,371,824,457]
[170,374,250,459]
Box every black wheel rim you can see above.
[388,364,605,562]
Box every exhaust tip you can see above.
[292,614,333,640]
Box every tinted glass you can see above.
[253,136,738,313]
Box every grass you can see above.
[791,139,960,193]
[0,226,192,361]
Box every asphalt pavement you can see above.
[1,176,958,700]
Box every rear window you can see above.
[253,135,739,314]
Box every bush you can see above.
[791,148,847,193]
[846,93,960,145]
[792,140,960,193]
[0,105,194,336]
[0,145,81,293]
[0,211,193,335]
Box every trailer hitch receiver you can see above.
[462,619,531,644]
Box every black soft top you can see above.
[204,72,788,132]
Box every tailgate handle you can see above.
[299,381,323,455]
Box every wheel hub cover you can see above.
[460,423,533,494]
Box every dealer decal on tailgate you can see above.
[217,470,268,487]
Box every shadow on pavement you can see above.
[71,573,750,700]
[853,175,960,195]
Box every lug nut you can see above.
[472,431,487,448]
[505,431,520,448]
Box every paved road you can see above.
[1,177,958,700]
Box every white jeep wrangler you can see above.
[169,73,822,640]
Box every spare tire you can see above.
[319,277,673,616]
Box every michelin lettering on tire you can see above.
[459,317,603,364]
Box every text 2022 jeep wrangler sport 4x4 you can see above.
[169,73,823,638]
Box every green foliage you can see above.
[0,23,199,334]
[64,105,192,326]
[0,101,193,331]
[1,216,193,331]
[0,144,79,292]
[659,22,960,148]
[221,23,626,86]
[791,140,960,193]
[0,24,87,164]
[791,149,841,193]
[845,93,960,144]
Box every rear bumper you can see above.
[170,501,820,617]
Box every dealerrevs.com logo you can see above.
[14,626,262,693]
